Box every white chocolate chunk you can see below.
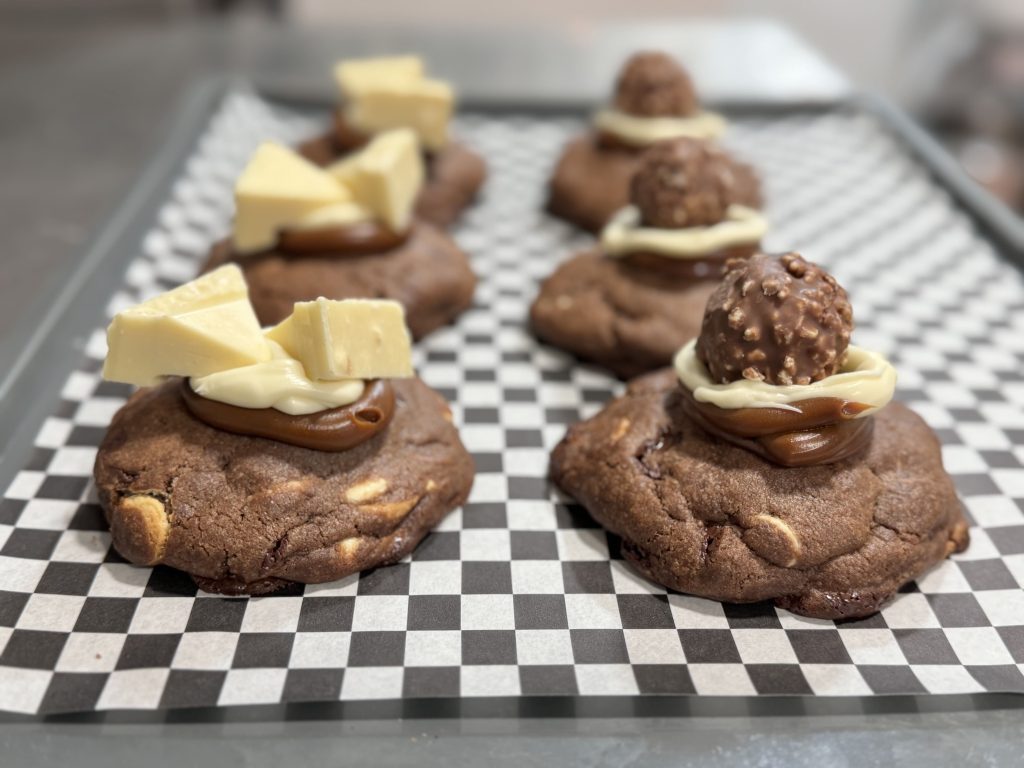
[103,265,270,387]
[232,142,348,253]
[334,56,424,97]
[327,129,424,232]
[334,55,454,150]
[344,78,452,151]
[266,298,414,381]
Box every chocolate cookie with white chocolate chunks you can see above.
[297,56,486,228]
[531,137,769,379]
[551,252,968,619]
[94,266,474,595]
[547,51,762,233]
[202,133,476,337]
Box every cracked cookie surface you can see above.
[202,222,477,337]
[550,368,969,619]
[94,378,474,595]
[530,250,718,379]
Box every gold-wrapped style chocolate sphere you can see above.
[696,252,853,385]
[630,138,744,229]
[613,52,698,117]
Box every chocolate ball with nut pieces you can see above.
[630,138,746,229]
[613,51,699,118]
[696,252,854,385]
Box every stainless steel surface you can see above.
[2,708,1023,768]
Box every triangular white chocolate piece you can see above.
[103,265,270,387]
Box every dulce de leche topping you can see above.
[182,378,395,452]
[678,387,873,467]
[277,219,408,256]
[621,242,759,282]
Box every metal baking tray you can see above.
[0,67,1022,764]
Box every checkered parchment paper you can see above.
[2,91,1023,715]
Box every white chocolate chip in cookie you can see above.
[743,514,802,568]
[345,478,389,504]
[358,495,422,524]
[611,418,631,443]
[336,536,371,567]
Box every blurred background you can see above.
[0,0,1021,315]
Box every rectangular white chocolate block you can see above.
[334,56,424,97]
[327,129,423,232]
[103,265,271,387]
[233,142,348,253]
[266,297,414,381]
[344,78,453,151]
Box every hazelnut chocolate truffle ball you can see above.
[613,51,698,118]
[630,138,742,229]
[696,252,854,385]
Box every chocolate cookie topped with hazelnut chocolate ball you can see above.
[202,133,476,338]
[551,252,968,619]
[547,50,762,233]
[531,136,769,379]
[297,56,486,228]
[94,266,474,595]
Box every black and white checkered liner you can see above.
[1,92,1023,714]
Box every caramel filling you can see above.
[678,386,874,467]
[620,242,759,282]
[182,378,395,452]
[277,219,409,256]
[595,129,646,153]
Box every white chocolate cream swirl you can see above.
[601,205,768,259]
[674,340,897,415]
[190,341,365,416]
[593,108,727,147]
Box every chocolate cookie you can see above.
[530,247,754,379]
[202,222,476,338]
[546,135,762,234]
[94,377,474,595]
[551,369,969,619]
[298,126,486,229]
